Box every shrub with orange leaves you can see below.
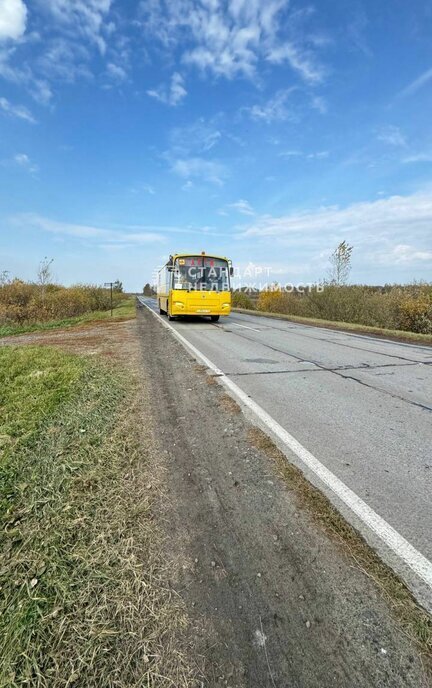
[398,293,432,333]
[0,280,116,326]
[257,286,287,313]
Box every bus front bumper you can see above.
[170,290,231,316]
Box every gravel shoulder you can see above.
[136,302,431,688]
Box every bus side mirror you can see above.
[229,266,234,277]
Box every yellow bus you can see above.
[157,252,233,322]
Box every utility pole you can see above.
[104,282,114,316]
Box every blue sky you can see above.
[1,0,432,290]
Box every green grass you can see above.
[0,297,136,338]
[0,345,195,687]
[233,307,432,345]
[0,347,85,463]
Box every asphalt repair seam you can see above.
[207,326,432,412]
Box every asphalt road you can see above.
[136,303,431,687]
[139,298,432,608]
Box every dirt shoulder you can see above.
[136,302,431,688]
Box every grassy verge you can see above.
[248,427,432,660]
[233,307,432,346]
[0,345,195,687]
[0,297,136,338]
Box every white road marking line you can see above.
[138,298,432,594]
[233,310,432,353]
[232,322,261,332]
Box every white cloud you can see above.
[311,95,327,113]
[279,149,329,160]
[32,79,53,104]
[42,0,112,51]
[402,152,432,164]
[36,38,93,83]
[0,49,54,103]
[386,244,432,264]
[246,87,326,124]
[0,96,35,122]
[0,0,27,41]
[140,0,326,83]
[346,11,372,59]
[266,42,324,83]
[241,192,432,241]
[239,192,432,271]
[171,156,226,186]
[164,71,186,105]
[169,118,222,158]
[12,213,166,244]
[106,62,127,81]
[306,150,329,159]
[163,117,226,186]
[398,66,432,98]
[13,152,38,172]
[147,72,187,106]
[228,199,255,215]
[129,183,156,195]
[377,125,406,147]
[0,0,115,103]
[246,88,296,123]
[279,149,302,158]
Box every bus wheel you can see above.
[210,315,220,322]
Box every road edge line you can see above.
[138,298,432,606]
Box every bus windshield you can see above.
[173,256,230,291]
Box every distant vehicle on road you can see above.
[157,252,233,322]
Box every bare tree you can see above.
[0,270,10,286]
[327,241,353,285]
[37,257,54,305]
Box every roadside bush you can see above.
[0,280,117,325]
[256,288,287,313]
[397,291,432,333]
[232,291,256,310]
[256,283,432,334]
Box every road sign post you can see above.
[104,282,114,316]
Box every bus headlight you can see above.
[175,301,185,308]
[221,303,230,309]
